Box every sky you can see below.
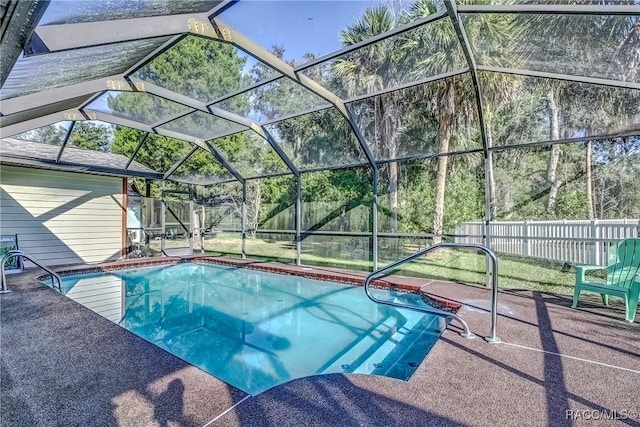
[220,0,383,64]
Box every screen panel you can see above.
[463,13,639,83]
[377,153,485,236]
[0,37,173,100]
[301,17,466,99]
[132,35,281,104]
[214,77,330,123]
[169,147,236,185]
[301,168,373,233]
[200,181,243,256]
[129,133,195,175]
[208,130,293,179]
[479,72,640,148]
[265,108,367,170]
[10,121,72,148]
[88,91,190,125]
[39,0,220,25]
[347,73,481,161]
[158,110,248,141]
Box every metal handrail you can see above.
[0,250,62,294]
[364,242,501,344]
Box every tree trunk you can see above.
[378,95,399,233]
[546,88,561,216]
[432,84,454,244]
[586,139,594,219]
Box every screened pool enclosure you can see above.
[1,1,639,280]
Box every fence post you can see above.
[524,220,530,257]
[591,219,600,265]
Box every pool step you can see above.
[319,309,442,377]
[372,315,445,379]
[353,313,442,377]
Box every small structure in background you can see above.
[0,234,21,273]
[126,182,143,258]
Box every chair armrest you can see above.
[576,265,606,284]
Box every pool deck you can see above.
[1,256,639,427]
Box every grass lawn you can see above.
[200,234,578,295]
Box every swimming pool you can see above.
[56,262,447,395]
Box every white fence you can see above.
[455,219,640,266]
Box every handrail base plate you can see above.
[484,336,502,344]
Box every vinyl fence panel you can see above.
[455,219,639,266]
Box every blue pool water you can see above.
[56,263,447,395]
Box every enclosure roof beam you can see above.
[0,109,86,138]
[151,110,195,129]
[297,162,373,175]
[55,121,76,163]
[258,68,470,128]
[124,133,149,171]
[82,109,155,133]
[210,18,378,172]
[202,140,246,184]
[163,146,199,179]
[257,126,299,177]
[374,148,485,167]
[81,109,239,148]
[207,102,299,176]
[488,131,640,153]
[457,4,640,15]
[0,76,129,116]
[28,13,210,54]
[476,65,640,91]
[207,0,236,18]
[444,0,489,158]
[127,77,210,113]
[445,0,494,225]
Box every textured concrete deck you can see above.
[1,257,638,427]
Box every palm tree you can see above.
[332,6,403,232]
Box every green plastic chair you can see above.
[572,238,640,322]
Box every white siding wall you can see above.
[0,165,124,266]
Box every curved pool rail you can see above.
[364,242,501,343]
[0,250,62,294]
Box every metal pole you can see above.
[296,175,302,265]
[201,203,206,253]
[241,181,247,259]
[484,156,493,287]
[188,184,194,255]
[372,167,379,271]
[487,248,501,344]
[161,181,166,255]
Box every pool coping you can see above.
[43,255,462,312]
